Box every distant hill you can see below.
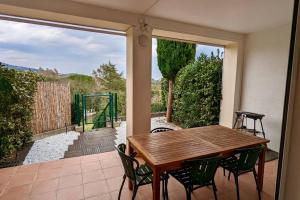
[0,62,39,72]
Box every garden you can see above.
[157,39,223,128]
[0,38,223,168]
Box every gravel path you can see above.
[23,131,80,165]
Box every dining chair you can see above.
[220,145,264,200]
[170,155,221,200]
[116,143,169,200]
[150,127,174,133]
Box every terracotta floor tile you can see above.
[57,185,84,200]
[83,180,109,198]
[8,173,36,187]
[0,166,18,177]
[106,176,128,192]
[36,168,62,181]
[30,191,57,200]
[81,161,101,173]
[85,193,111,200]
[62,157,81,167]
[0,192,30,200]
[0,173,12,184]
[39,160,63,170]
[58,174,82,189]
[60,165,81,176]
[81,154,99,163]
[31,178,59,195]
[82,170,105,184]
[100,157,120,169]
[3,184,32,196]
[0,152,277,200]
[0,183,7,196]
[103,166,124,179]
[98,151,118,161]
[17,164,40,175]
[110,188,133,200]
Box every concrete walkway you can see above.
[115,117,181,145]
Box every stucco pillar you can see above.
[219,42,244,127]
[126,26,152,136]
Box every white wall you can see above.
[241,24,291,152]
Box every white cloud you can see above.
[0,20,127,75]
[0,20,222,80]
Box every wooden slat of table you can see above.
[127,125,269,200]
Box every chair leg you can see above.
[223,168,226,176]
[212,180,218,200]
[185,187,192,200]
[233,174,240,200]
[253,169,262,200]
[164,178,169,200]
[132,185,138,200]
[118,175,126,200]
[162,180,165,199]
[228,172,231,180]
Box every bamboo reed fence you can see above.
[31,82,71,134]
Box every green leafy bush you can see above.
[173,52,223,128]
[151,103,166,113]
[0,66,42,159]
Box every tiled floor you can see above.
[0,151,277,200]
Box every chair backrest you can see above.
[236,145,264,171]
[184,155,221,186]
[117,143,139,181]
[150,127,174,133]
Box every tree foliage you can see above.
[93,62,126,115]
[173,52,223,128]
[0,66,42,158]
[160,78,168,110]
[157,39,196,121]
[157,39,196,81]
[93,62,125,91]
[67,74,97,95]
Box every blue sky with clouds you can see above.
[0,20,223,80]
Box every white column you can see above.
[126,26,152,137]
[219,42,244,127]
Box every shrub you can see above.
[0,66,42,159]
[173,52,223,128]
[151,103,166,113]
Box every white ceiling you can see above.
[71,0,294,33]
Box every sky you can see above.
[0,20,223,80]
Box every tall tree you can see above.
[157,39,196,122]
[92,62,125,91]
[92,62,126,115]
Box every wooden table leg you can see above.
[128,145,133,190]
[152,168,161,200]
[257,145,266,191]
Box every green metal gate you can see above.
[74,93,118,132]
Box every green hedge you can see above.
[151,102,166,113]
[0,66,42,159]
[173,53,223,128]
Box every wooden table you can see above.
[127,125,269,200]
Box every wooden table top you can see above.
[127,125,269,169]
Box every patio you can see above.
[0,0,297,198]
[0,151,276,200]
